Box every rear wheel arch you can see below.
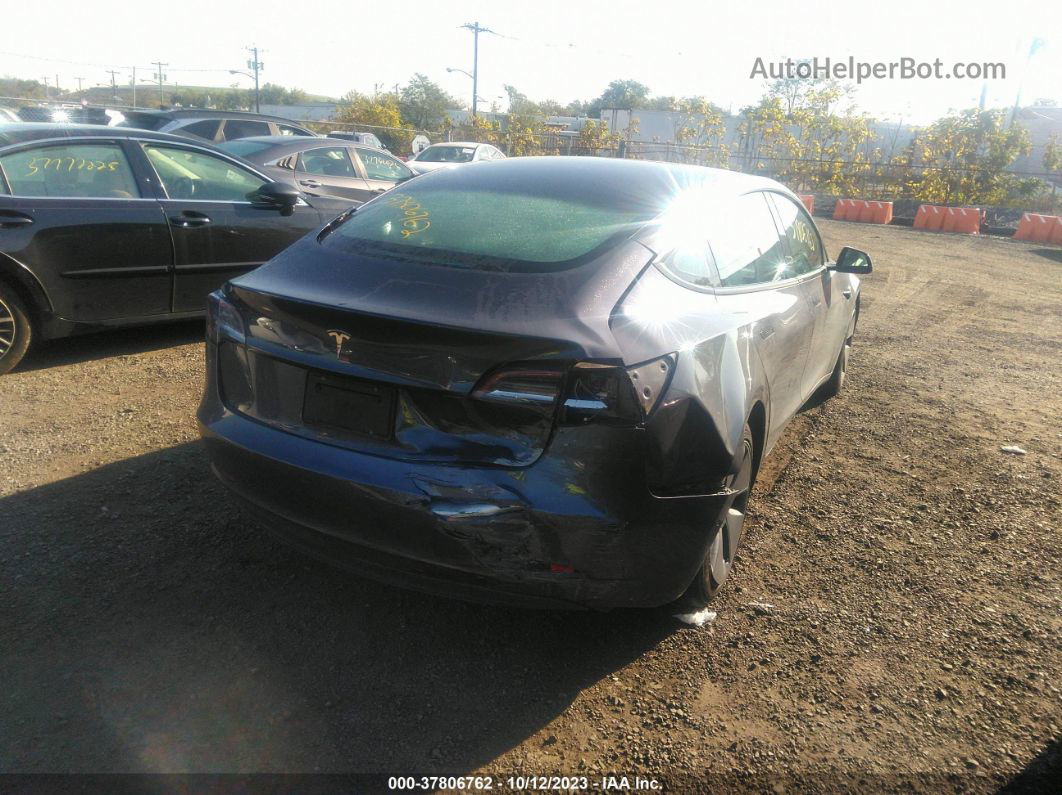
[746,401,767,481]
[0,255,51,325]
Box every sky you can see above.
[2,0,1060,124]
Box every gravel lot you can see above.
[1,221,1059,790]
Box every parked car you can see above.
[17,105,109,125]
[405,141,505,174]
[198,156,872,610]
[0,107,22,123]
[0,124,354,373]
[326,131,386,151]
[112,109,316,142]
[217,136,414,203]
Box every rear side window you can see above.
[277,124,313,136]
[221,120,270,140]
[710,193,789,287]
[298,147,357,177]
[355,149,411,181]
[179,119,221,140]
[325,184,651,271]
[0,143,139,198]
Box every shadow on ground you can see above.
[0,442,675,773]
[15,320,204,373]
[1030,247,1062,265]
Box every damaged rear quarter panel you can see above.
[609,263,772,495]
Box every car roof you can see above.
[0,122,232,149]
[425,141,484,148]
[402,156,785,210]
[218,135,388,159]
[122,108,312,125]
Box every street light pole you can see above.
[153,62,167,108]
[460,21,495,120]
[246,47,264,113]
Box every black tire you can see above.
[818,336,850,400]
[0,282,33,375]
[681,424,756,608]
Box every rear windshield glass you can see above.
[217,140,274,158]
[414,146,475,163]
[322,183,650,272]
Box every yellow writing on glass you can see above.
[26,157,119,176]
[385,193,431,238]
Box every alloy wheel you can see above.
[707,437,754,588]
[0,295,15,358]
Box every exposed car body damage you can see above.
[198,157,867,608]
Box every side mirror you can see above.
[831,246,873,274]
[249,181,301,215]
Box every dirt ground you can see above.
[1,221,1059,791]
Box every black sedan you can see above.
[218,136,414,203]
[198,157,872,610]
[0,124,354,373]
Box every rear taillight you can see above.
[206,289,245,345]
[471,365,565,409]
[470,354,676,427]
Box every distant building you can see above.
[258,103,338,122]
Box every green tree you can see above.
[399,73,461,130]
[334,91,413,152]
[0,77,46,100]
[905,108,1035,205]
[588,79,651,117]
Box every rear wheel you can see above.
[0,283,33,375]
[681,424,756,608]
[818,336,850,400]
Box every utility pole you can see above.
[130,66,137,108]
[74,76,84,94]
[106,70,120,102]
[246,47,263,113]
[55,74,60,95]
[460,21,496,119]
[153,62,168,108]
[41,76,49,99]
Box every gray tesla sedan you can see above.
[218,136,415,203]
[198,156,871,610]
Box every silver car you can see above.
[406,141,506,175]
[218,136,415,203]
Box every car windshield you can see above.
[321,181,652,272]
[414,145,475,163]
[217,140,275,158]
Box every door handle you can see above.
[299,179,322,188]
[370,188,387,194]
[0,212,33,228]
[842,288,853,299]
[169,211,211,228]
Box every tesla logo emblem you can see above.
[326,330,351,357]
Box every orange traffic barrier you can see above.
[941,207,982,234]
[1014,213,1062,243]
[915,205,982,234]
[833,199,893,224]
[798,194,814,214]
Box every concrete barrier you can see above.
[915,205,982,234]
[1014,213,1062,243]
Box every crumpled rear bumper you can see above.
[198,398,731,609]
